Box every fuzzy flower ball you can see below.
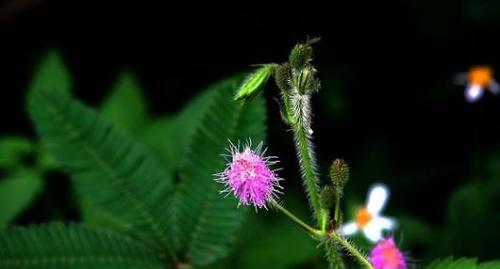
[216,141,282,209]
[369,237,407,269]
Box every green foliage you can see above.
[0,171,43,228]
[234,64,274,101]
[235,216,317,269]
[20,65,266,268]
[206,194,320,269]
[0,223,164,269]
[28,92,174,254]
[101,72,147,132]
[437,181,500,259]
[140,87,217,172]
[27,50,72,98]
[425,258,500,269]
[0,137,32,169]
[169,76,266,265]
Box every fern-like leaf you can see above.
[27,50,72,98]
[0,171,43,228]
[28,92,174,256]
[425,257,500,269]
[101,72,147,132]
[0,223,165,269]
[169,76,266,265]
[140,87,217,173]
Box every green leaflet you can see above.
[234,64,274,101]
[169,76,266,265]
[439,182,500,258]
[140,87,217,173]
[0,171,43,228]
[0,223,165,269]
[101,72,147,133]
[425,257,500,269]
[27,50,72,98]
[24,50,72,172]
[28,92,174,256]
[0,137,32,169]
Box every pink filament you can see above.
[225,149,275,208]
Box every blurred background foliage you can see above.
[1,0,500,268]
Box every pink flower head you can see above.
[216,141,282,209]
[369,237,407,269]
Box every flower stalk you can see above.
[270,200,323,238]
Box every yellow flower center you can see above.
[468,66,493,87]
[355,207,373,228]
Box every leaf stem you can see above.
[270,200,323,238]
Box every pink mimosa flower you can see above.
[369,237,407,269]
[216,141,283,209]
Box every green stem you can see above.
[334,195,341,222]
[325,239,345,269]
[292,122,322,224]
[270,200,323,238]
[334,234,374,269]
[320,209,329,232]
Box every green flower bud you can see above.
[330,159,349,193]
[274,63,292,92]
[289,43,313,70]
[296,65,321,94]
[320,185,336,210]
[288,37,320,70]
[234,64,275,101]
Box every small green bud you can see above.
[294,65,320,94]
[320,185,336,209]
[288,37,320,70]
[274,63,292,92]
[289,43,313,70]
[234,64,275,101]
[330,159,349,192]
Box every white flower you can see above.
[456,66,499,103]
[340,183,396,242]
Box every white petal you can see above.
[363,221,383,242]
[371,216,397,230]
[489,80,500,95]
[366,183,389,216]
[340,222,359,236]
[465,84,484,103]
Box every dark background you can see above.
[1,0,500,264]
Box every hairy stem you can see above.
[320,209,329,232]
[334,234,374,269]
[334,195,341,222]
[325,239,345,269]
[270,200,323,238]
[292,121,322,223]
